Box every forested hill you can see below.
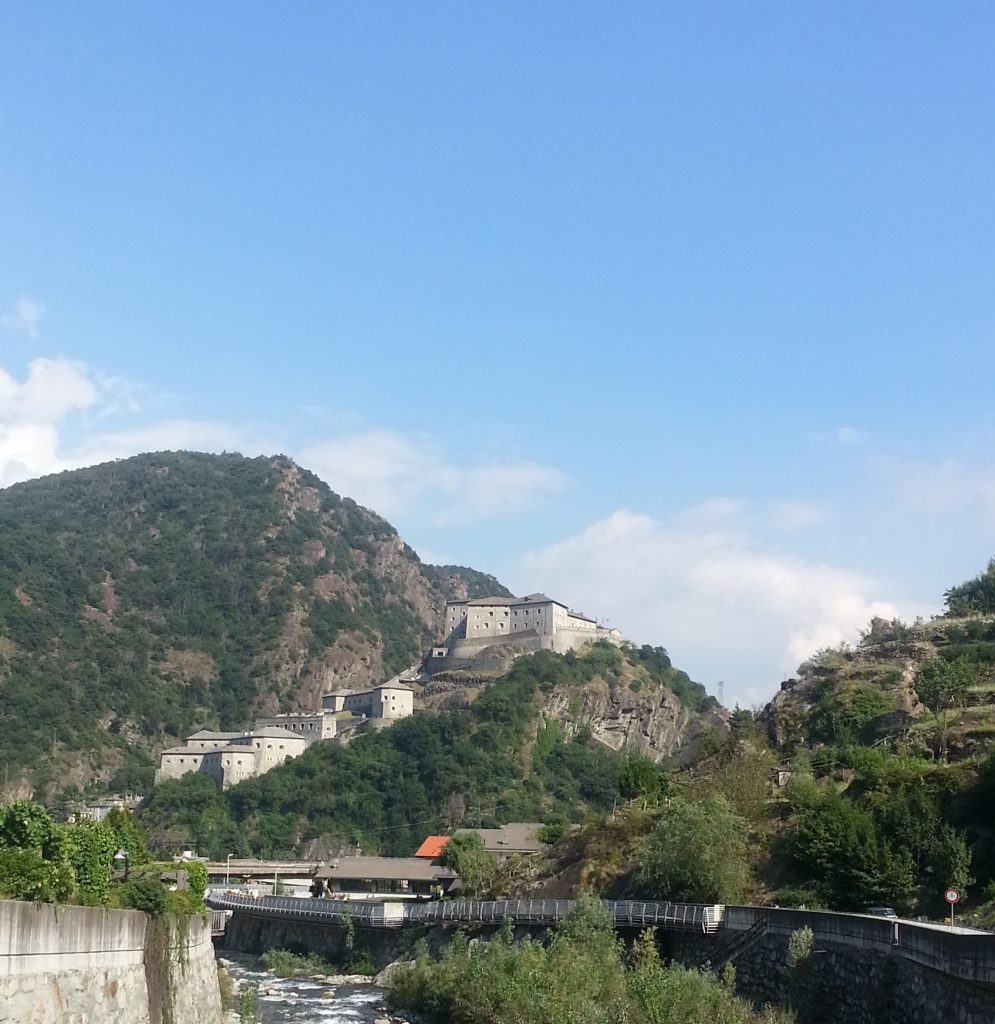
[0,452,486,796]
[138,643,710,859]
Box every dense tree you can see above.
[618,755,668,804]
[945,559,995,616]
[441,832,497,897]
[634,794,749,902]
[914,658,973,716]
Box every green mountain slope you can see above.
[138,644,699,859]
[0,452,482,795]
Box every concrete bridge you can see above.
[207,892,722,933]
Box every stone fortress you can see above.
[156,592,617,789]
[155,682,415,789]
[433,592,623,662]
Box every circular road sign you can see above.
[945,887,961,905]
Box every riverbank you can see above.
[218,952,417,1024]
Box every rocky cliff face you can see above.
[541,671,727,766]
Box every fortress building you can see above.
[320,681,414,721]
[437,593,622,660]
[155,725,308,789]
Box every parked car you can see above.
[863,906,898,918]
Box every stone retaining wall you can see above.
[0,899,221,1024]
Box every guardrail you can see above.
[206,893,723,934]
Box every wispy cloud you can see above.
[299,429,566,522]
[768,500,831,531]
[0,358,98,485]
[1,297,45,338]
[519,505,898,706]
[882,456,995,527]
[0,358,566,529]
[811,425,869,447]
[0,357,269,487]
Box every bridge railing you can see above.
[207,893,723,934]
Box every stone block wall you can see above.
[0,899,221,1024]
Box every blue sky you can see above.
[3,3,995,706]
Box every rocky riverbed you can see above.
[218,953,416,1024]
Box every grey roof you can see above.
[160,746,208,756]
[567,611,597,624]
[454,823,547,855]
[208,745,257,754]
[447,594,568,609]
[521,594,570,607]
[247,726,306,740]
[373,682,414,692]
[258,712,325,720]
[186,730,243,741]
[314,857,457,882]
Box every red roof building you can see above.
[414,835,450,860]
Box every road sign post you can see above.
[944,886,960,928]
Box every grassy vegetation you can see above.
[389,900,794,1024]
[258,949,339,978]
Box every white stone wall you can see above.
[465,602,513,639]
[154,751,204,785]
[446,602,468,637]
[375,685,414,719]
[254,712,337,744]
[253,734,307,773]
[0,901,220,1024]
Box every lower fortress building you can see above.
[154,683,415,788]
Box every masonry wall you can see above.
[660,907,995,1024]
[0,899,221,1024]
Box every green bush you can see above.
[634,795,749,903]
[388,900,794,1024]
[259,948,337,978]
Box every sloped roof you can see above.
[314,856,457,882]
[247,726,306,740]
[454,823,547,855]
[160,746,208,756]
[414,835,451,859]
[186,730,242,741]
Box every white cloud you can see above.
[835,426,867,446]
[0,357,267,488]
[0,358,99,485]
[884,457,995,526]
[2,297,45,338]
[299,429,565,522]
[768,500,830,531]
[811,425,869,447]
[518,506,898,706]
[72,419,257,465]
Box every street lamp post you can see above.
[226,853,233,887]
[113,849,130,882]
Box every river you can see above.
[218,952,409,1024]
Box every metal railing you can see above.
[206,893,723,934]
